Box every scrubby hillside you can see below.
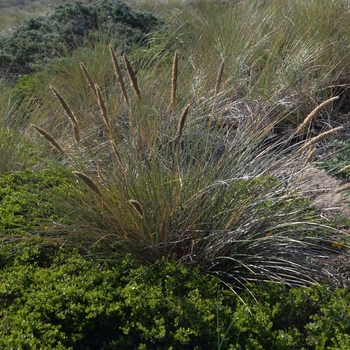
[0,0,163,79]
[1,0,350,348]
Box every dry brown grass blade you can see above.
[31,124,65,154]
[335,183,350,193]
[298,126,343,153]
[80,62,97,97]
[211,59,225,119]
[50,85,80,145]
[214,59,225,98]
[72,171,102,196]
[171,50,179,106]
[303,146,316,166]
[335,164,350,174]
[111,141,128,183]
[72,125,80,147]
[109,45,129,106]
[296,96,339,133]
[95,84,110,130]
[129,199,144,218]
[123,53,141,101]
[177,104,190,143]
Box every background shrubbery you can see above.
[0,0,163,77]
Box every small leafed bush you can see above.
[0,246,350,349]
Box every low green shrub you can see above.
[317,139,350,179]
[11,74,43,97]
[0,246,350,349]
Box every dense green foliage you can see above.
[0,246,349,349]
[0,0,163,76]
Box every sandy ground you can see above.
[290,164,350,287]
[297,165,350,217]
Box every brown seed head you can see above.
[72,171,101,196]
[298,126,343,153]
[128,199,144,218]
[109,45,129,106]
[95,84,110,130]
[80,62,97,97]
[214,60,225,97]
[31,124,65,154]
[296,96,339,134]
[177,104,190,142]
[123,53,141,101]
[335,183,350,194]
[50,85,80,145]
[335,164,350,175]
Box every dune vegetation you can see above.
[1,0,350,348]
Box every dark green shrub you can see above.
[0,249,232,349]
[236,283,350,350]
[0,0,164,77]
[0,244,350,349]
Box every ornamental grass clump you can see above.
[32,47,347,287]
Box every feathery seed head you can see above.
[50,85,80,145]
[177,104,190,142]
[109,45,129,106]
[123,53,141,101]
[72,171,101,196]
[129,199,144,218]
[31,124,65,154]
[80,62,97,97]
[296,96,339,134]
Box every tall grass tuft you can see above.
[8,0,349,288]
[30,48,348,288]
